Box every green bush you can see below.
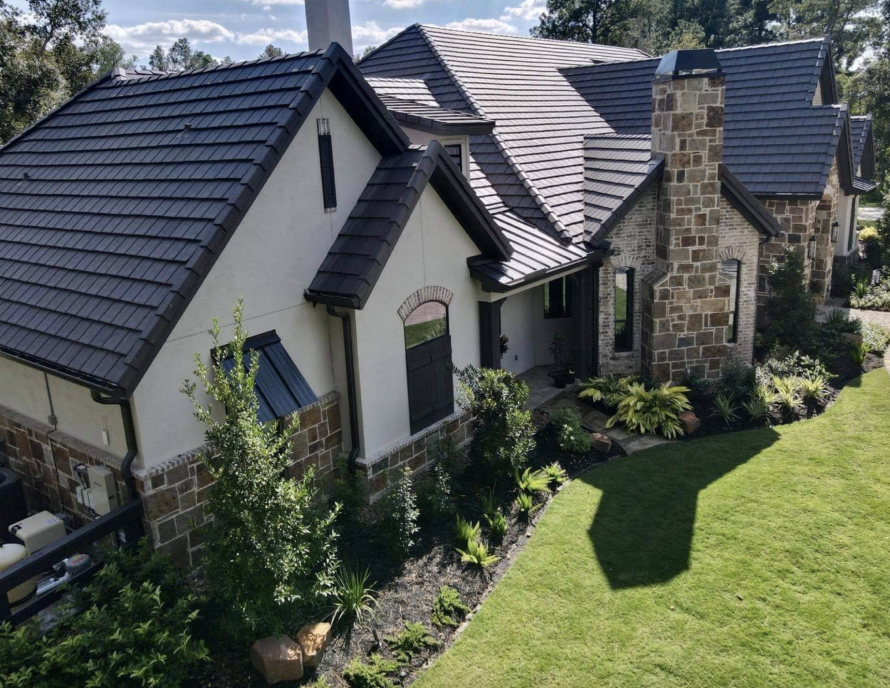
[762,247,817,353]
[431,586,470,628]
[711,392,740,426]
[756,350,832,385]
[578,374,636,408]
[718,353,755,399]
[514,491,541,519]
[456,365,536,476]
[862,321,890,353]
[550,406,590,454]
[851,340,870,366]
[386,622,440,663]
[426,435,467,479]
[343,655,400,688]
[457,538,500,569]
[0,542,207,688]
[515,467,550,495]
[541,461,568,488]
[454,514,481,545]
[606,382,692,439]
[377,467,420,561]
[485,510,507,541]
[849,269,890,311]
[182,303,339,640]
[416,463,456,525]
[742,384,775,425]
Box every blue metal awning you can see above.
[221,331,318,422]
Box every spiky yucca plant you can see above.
[711,392,740,426]
[606,382,691,439]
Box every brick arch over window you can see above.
[607,254,646,271]
[718,246,750,263]
[397,286,454,322]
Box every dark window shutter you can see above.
[317,119,337,211]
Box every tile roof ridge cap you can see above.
[418,24,573,242]
[418,23,645,53]
[715,36,828,52]
[121,49,326,82]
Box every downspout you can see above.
[327,306,360,474]
[90,391,139,501]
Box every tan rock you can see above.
[590,432,612,454]
[679,411,700,436]
[296,622,332,668]
[250,635,303,684]
[842,332,863,345]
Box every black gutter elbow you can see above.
[90,391,139,501]
[326,306,360,474]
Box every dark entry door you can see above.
[406,334,454,434]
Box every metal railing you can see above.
[0,500,143,626]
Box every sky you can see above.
[79,0,549,64]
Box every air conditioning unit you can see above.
[9,511,66,556]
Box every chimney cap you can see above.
[655,49,723,81]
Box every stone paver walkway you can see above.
[859,205,884,223]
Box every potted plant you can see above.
[548,333,573,388]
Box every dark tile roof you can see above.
[306,141,511,309]
[0,44,410,395]
[221,330,317,422]
[563,38,857,198]
[583,134,664,245]
[376,95,495,135]
[850,115,875,178]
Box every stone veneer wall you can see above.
[646,72,732,381]
[356,408,472,502]
[597,187,658,376]
[0,403,127,527]
[760,197,819,298]
[132,392,342,569]
[811,160,840,302]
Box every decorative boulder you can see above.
[296,621,332,668]
[250,635,303,684]
[590,432,612,454]
[679,411,700,436]
[842,332,863,345]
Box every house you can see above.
[0,0,875,566]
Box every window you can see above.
[719,259,742,343]
[443,143,462,171]
[317,118,336,212]
[614,267,634,352]
[404,301,448,349]
[544,277,572,319]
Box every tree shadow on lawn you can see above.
[582,427,781,589]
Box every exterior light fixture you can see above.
[831,220,839,243]
[807,236,817,260]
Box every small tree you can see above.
[763,246,817,353]
[182,302,340,640]
[455,366,536,477]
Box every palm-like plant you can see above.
[331,565,377,626]
[578,374,636,408]
[515,467,550,495]
[606,382,692,439]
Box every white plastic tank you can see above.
[0,543,36,605]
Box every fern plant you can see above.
[542,462,568,488]
[343,655,400,688]
[606,382,692,439]
[711,392,739,426]
[514,491,541,520]
[457,538,500,569]
[485,510,507,540]
[431,586,471,628]
[386,622,440,664]
[331,565,377,627]
[478,486,499,522]
[578,374,636,408]
[515,467,550,494]
[454,515,481,545]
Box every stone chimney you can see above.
[642,49,729,382]
[305,0,354,55]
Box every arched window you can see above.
[404,301,448,349]
[614,267,634,352]
[719,259,742,343]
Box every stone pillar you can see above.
[646,50,730,382]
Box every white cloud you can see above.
[383,0,426,7]
[445,18,518,34]
[241,0,304,5]
[352,21,404,48]
[500,0,547,22]
[104,20,235,54]
[235,28,307,47]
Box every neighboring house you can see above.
[0,0,876,566]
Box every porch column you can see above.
[479,299,504,369]
[570,266,596,380]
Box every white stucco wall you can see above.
[351,184,483,457]
[836,193,858,256]
[130,88,381,469]
[500,289,535,374]
[0,356,128,457]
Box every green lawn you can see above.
[418,370,890,688]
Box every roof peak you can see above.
[418,23,647,54]
[121,48,328,83]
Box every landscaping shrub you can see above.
[717,352,755,399]
[431,586,471,628]
[515,467,550,494]
[762,247,817,353]
[851,340,870,366]
[606,382,692,439]
[798,375,829,414]
[331,455,370,536]
[331,565,377,627]
[182,302,339,641]
[711,392,740,426]
[386,622,440,663]
[550,406,591,454]
[514,491,542,520]
[485,510,507,541]
[859,224,885,268]
[862,321,890,353]
[426,435,467,479]
[343,655,400,688]
[578,374,636,408]
[742,384,775,425]
[457,538,500,569]
[416,462,456,526]
[771,375,802,421]
[849,268,890,311]
[377,467,420,562]
[456,365,536,476]
[454,514,481,545]
[542,461,568,488]
[756,350,831,385]
[0,541,207,688]
[813,310,862,361]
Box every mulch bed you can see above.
[188,424,622,688]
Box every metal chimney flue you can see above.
[305,0,354,56]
